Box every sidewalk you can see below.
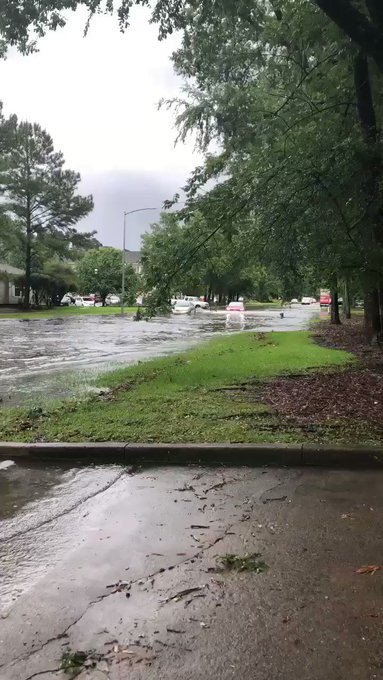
[2,465,383,679]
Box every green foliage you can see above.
[2,1,383,79]
[141,211,282,302]
[16,260,78,306]
[60,650,88,675]
[217,553,268,573]
[77,247,138,304]
[0,106,95,305]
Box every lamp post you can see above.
[121,207,156,315]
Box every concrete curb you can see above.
[0,442,383,468]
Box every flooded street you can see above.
[0,305,319,405]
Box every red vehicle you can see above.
[320,291,331,306]
[226,300,245,312]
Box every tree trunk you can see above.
[24,232,31,309]
[364,286,381,344]
[354,50,383,343]
[343,277,351,319]
[315,0,383,74]
[330,288,341,324]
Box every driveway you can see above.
[1,462,382,679]
[0,306,320,405]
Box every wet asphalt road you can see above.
[0,306,320,405]
[1,463,383,680]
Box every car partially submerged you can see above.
[172,300,195,315]
[226,300,245,312]
[183,296,209,309]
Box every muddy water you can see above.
[0,306,319,405]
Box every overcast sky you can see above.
[0,7,201,249]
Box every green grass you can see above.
[0,330,355,444]
[0,305,140,320]
[245,299,283,310]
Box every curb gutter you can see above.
[0,442,382,468]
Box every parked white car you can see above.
[301,296,313,305]
[106,294,120,305]
[75,296,96,307]
[172,300,195,315]
[61,293,76,306]
[183,296,209,309]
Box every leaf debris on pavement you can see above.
[217,553,268,573]
[190,525,210,529]
[355,565,381,575]
[263,496,287,504]
[161,586,206,604]
[106,580,131,595]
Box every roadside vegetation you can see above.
[0,306,139,320]
[0,330,362,445]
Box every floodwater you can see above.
[0,461,126,611]
[0,305,320,405]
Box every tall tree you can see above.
[0,116,94,307]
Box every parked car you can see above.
[290,298,299,304]
[60,293,76,306]
[106,294,120,306]
[320,292,331,306]
[301,296,312,305]
[172,300,195,315]
[226,300,245,312]
[183,296,209,309]
[75,296,96,307]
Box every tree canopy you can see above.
[141,212,282,303]
[0,105,95,306]
[77,247,138,304]
[2,0,383,76]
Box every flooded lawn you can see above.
[0,307,319,405]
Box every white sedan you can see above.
[172,300,195,315]
[75,296,96,307]
[183,296,209,309]
[106,294,120,305]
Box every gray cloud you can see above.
[78,169,188,249]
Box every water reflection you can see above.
[225,312,246,330]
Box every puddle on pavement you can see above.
[0,308,319,406]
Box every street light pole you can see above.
[121,207,156,315]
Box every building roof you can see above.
[124,250,141,264]
[0,263,24,276]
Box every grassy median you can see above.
[0,306,139,320]
[0,330,359,444]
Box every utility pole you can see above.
[121,207,156,315]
